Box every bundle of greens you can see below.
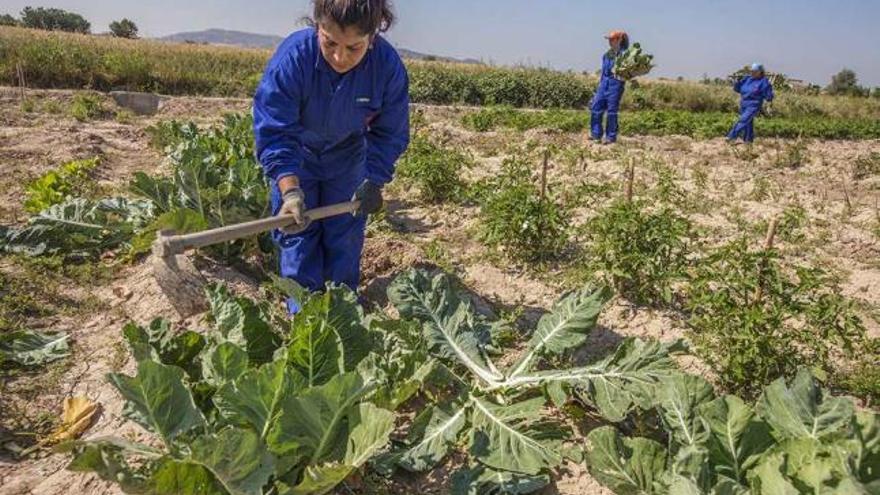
[613,42,655,80]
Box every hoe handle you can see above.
[154,201,360,257]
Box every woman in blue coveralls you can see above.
[253,0,409,313]
[589,30,629,145]
[727,63,775,143]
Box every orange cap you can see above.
[605,30,628,41]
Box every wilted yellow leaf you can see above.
[48,396,100,443]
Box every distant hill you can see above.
[158,29,283,49]
[396,48,481,65]
[157,29,481,64]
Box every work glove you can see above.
[279,187,307,234]
[353,180,383,216]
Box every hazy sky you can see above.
[4,0,879,86]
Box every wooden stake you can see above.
[754,217,779,304]
[841,177,853,216]
[541,148,549,201]
[624,160,635,202]
[762,217,779,251]
[16,63,26,103]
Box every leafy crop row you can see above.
[463,107,880,140]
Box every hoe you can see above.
[151,200,360,317]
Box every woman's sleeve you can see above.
[764,81,775,102]
[253,55,307,182]
[365,54,410,186]
[733,77,746,94]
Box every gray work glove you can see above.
[279,188,306,234]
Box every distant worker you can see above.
[589,30,629,145]
[253,0,410,313]
[727,63,775,143]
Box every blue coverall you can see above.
[253,28,410,312]
[728,76,774,143]
[590,42,628,143]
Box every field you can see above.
[1,29,879,495]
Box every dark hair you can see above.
[310,0,395,35]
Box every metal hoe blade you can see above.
[151,234,209,318]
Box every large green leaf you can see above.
[585,426,668,495]
[853,411,880,483]
[122,319,206,379]
[66,439,158,493]
[129,208,210,257]
[658,374,715,448]
[698,395,773,487]
[366,317,433,410]
[201,342,250,387]
[0,330,69,367]
[150,458,229,495]
[189,428,276,495]
[399,402,469,472]
[495,338,679,421]
[388,269,503,386]
[507,285,610,379]
[469,396,565,476]
[576,339,682,421]
[206,284,281,365]
[213,358,306,440]
[666,444,712,491]
[757,369,853,442]
[266,372,375,461]
[287,286,371,387]
[451,465,550,495]
[343,403,395,467]
[107,360,207,447]
[777,437,867,493]
[270,378,392,495]
[747,452,800,495]
[0,197,154,258]
[281,464,354,495]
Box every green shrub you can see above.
[24,157,100,213]
[478,153,570,262]
[835,339,880,406]
[772,140,810,169]
[69,93,107,121]
[408,63,593,108]
[396,128,470,203]
[686,239,867,398]
[585,199,693,306]
[753,204,807,244]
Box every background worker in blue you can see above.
[590,30,629,144]
[253,0,409,313]
[728,63,775,143]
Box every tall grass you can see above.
[0,26,267,96]
[3,25,880,121]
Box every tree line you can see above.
[0,6,138,39]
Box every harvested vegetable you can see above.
[613,42,655,80]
